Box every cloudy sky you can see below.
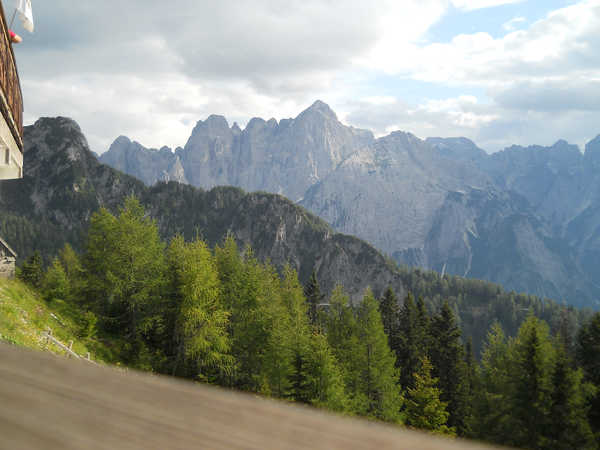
[9,0,600,153]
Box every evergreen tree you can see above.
[325,285,363,413]
[167,236,233,381]
[214,239,279,392]
[378,286,399,346]
[508,316,555,449]
[472,323,512,444]
[396,292,427,390]
[20,250,43,288]
[263,266,308,400]
[42,258,70,302]
[547,343,596,450]
[405,356,455,436]
[355,289,403,423]
[304,332,348,412]
[304,269,324,327]
[576,312,600,443]
[83,197,166,364]
[429,301,469,435]
[58,243,85,301]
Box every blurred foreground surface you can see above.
[0,343,503,449]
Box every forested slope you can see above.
[0,117,591,357]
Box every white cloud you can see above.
[383,0,600,85]
[17,0,452,152]
[13,0,600,156]
[451,0,525,11]
[502,16,526,31]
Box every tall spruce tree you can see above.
[304,332,349,412]
[167,236,233,381]
[508,316,555,449]
[576,312,600,444]
[355,289,404,423]
[20,250,43,288]
[396,292,428,390]
[325,285,363,414]
[83,197,166,364]
[378,286,399,347]
[42,258,70,302]
[279,265,312,402]
[405,356,455,436]
[429,301,469,435]
[214,239,277,391]
[462,337,477,437]
[547,342,596,450]
[472,322,512,444]
[304,269,324,327]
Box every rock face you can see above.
[98,103,600,309]
[100,136,188,186]
[301,131,491,256]
[0,116,405,302]
[0,116,592,353]
[101,100,373,202]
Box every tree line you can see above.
[18,197,600,448]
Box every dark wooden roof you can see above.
[0,236,16,257]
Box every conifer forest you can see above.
[18,197,600,449]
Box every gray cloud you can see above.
[494,79,600,111]
[9,0,600,157]
[344,95,599,153]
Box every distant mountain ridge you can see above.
[103,100,373,202]
[0,116,592,355]
[99,102,600,309]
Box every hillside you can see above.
[0,277,110,362]
[0,116,591,356]
[99,102,600,309]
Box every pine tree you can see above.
[42,258,70,302]
[304,332,348,412]
[405,356,455,436]
[58,243,85,301]
[472,322,512,444]
[167,236,233,381]
[83,197,166,364]
[325,285,363,413]
[462,337,477,437]
[378,286,399,346]
[396,292,428,390]
[509,316,555,449]
[429,301,469,435]
[547,343,596,450]
[20,250,43,288]
[355,289,403,423]
[214,239,281,392]
[576,312,600,443]
[268,265,311,401]
[304,269,324,327]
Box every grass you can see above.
[0,277,112,362]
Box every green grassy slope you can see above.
[0,278,113,362]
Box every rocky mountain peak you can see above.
[33,116,82,134]
[27,116,92,165]
[584,135,600,164]
[426,137,487,163]
[298,100,338,122]
[110,135,132,148]
[245,117,269,132]
[189,115,231,140]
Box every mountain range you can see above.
[99,101,600,309]
[0,116,591,356]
